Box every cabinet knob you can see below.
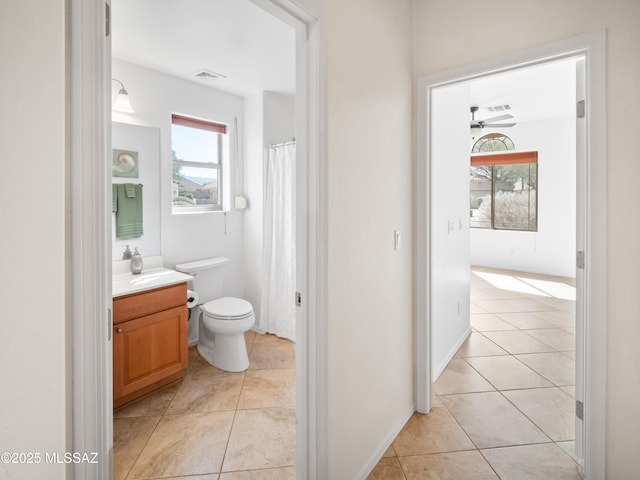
[116,328,123,334]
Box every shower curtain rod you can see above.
[269,137,296,148]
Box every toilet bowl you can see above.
[175,257,255,372]
[197,297,255,372]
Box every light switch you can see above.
[394,230,401,250]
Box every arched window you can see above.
[472,133,515,153]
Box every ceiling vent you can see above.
[487,104,511,112]
[192,69,227,80]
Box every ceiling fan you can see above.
[470,106,516,129]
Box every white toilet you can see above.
[175,257,254,372]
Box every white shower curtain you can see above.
[259,141,296,341]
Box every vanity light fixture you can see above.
[112,79,134,113]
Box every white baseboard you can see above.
[432,327,472,381]
[357,403,415,480]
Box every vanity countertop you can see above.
[113,267,194,298]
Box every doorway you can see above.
[415,32,607,478]
[70,0,326,478]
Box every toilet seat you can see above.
[202,296,253,320]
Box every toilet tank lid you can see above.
[175,257,229,273]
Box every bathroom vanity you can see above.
[112,265,193,408]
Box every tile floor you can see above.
[113,331,296,480]
[369,266,580,480]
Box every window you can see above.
[470,151,538,232]
[472,132,515,153]
[171,114,227,212]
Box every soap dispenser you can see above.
[130,247,143,275]
[122,245,132,260]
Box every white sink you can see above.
[112,267,193,298]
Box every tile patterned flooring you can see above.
[113,332,296,480]
[369,266,580,480]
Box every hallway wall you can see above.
[0,1,69,478]
[413,0,640,476]
[323,0,415,476]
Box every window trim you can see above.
[171,114,227,213]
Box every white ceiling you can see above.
[469,58,577,125]
[111,0,296,97]
[112,1,575,121]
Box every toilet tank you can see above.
[174,257,229,304]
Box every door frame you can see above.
[70,1,328,478]
[416,31,606,478]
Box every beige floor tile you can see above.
[441,392,549,448]
[114,383,180,418]
[539,297,576,313]
[561,350,576,360]
[238,368,295,409]
[560,385,576,398]
[219,467,296,480]
[222,408,296,471]
[366,457,406,480]
[165,371,244,415]
[481,443,581,480]
[465,356,552,390]
[156,475,219,480]
[471,314,517,331]
[128,411,235,478]
[496,312,556,330]
[113,416,160,480]
[392,409,475,456]
[503,388,575,442]
[434,358,495,395]
[504,298,555,312]
[382,445,396,457]
[432,394,445,407]
[455,332,508,358]
[470,303,487,314]
[473,299,522,313]
[253,332,292,344]
[524,328,575,352]
[399,451,499,480]
[533,310,574,327]
[249,341,295,370]
[482,330,555,354]
[515,352,575,386]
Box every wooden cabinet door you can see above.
[113,305,187,401]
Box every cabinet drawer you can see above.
[113,282,187,324]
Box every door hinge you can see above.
[576,400,584,420]
[295,292,302,308]
[105,2,111,37]
[576,100,585,119]
[576,251,585,269]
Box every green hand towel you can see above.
[114,183,143,238]
[124,183,136,198]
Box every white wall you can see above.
[243,93,266,322]
[470,115,576,277]
[413,0,640,476]
[324,0,414,477]
[0,1,69,478]
[431,82,472,378]
[243,92,296,325]
[112,59,246,297]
